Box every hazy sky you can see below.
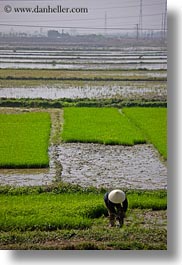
[0,0,167,34]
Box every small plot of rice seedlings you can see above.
[0,112,51,168]
[123,107,167,159]
[61,107,146,145]
[61,107,167,159]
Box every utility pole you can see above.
[136,24,139,40]
[139,0,143,38]
[104,12,107,35]
[163,0,167,39]
[161,13,164,40]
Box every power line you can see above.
[0,13,164,24]
[3,1,162,9]
[90,2,166,10]
[0,23,167,31]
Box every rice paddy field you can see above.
[123,107,167,159]
[0,47,167,70]
[0,43,167,250]
[0,112,51,168]
[61,107,146,145]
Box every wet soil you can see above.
[57,143,167,190]
[0,146,56,186]
[0,142,167,189]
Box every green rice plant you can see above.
[61,107,146,145]
[0,193,101,231]
[0,112,51,168]
[0,189,167,231]
[127,190,167,210]
[123,108,167,159]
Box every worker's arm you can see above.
[123,197,128,212]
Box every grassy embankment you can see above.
[0,68,166,82]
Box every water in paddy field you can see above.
[0,62,167,70]
[0,47,167,70]
[0,83,167,100]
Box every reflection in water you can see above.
[0,83,166,100]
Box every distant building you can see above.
[47,30,61,38]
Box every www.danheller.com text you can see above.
[4,4,89,14]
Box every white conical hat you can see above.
[108,189,125,204]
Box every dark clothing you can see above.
[104,192,128,213]
[104,192,122,214]
[104,192,128,227]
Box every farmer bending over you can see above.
[104,189,128,227]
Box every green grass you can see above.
[61,107,146,145]
[0,112,51,168]
[123,107,167,159]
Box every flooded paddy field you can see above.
[0,45,167,189]
[0,47,167,57]
[0,81,166,101]
[0,62,167,70]
[0,47,167,70]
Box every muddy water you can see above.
[58,143,167,190]
[0,83,166,100]
[0,62,167,70]
[0,143,167,189]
